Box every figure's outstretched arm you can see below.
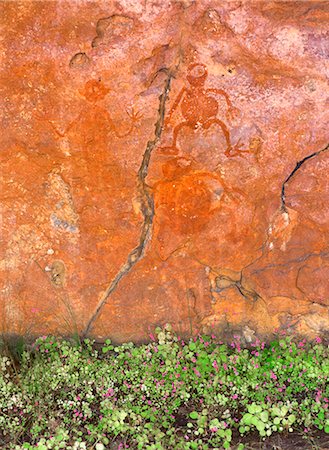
[34,112,65,138]
[165,87,186,125]
[207,88,239,121]
[34,111,80,138]
[207,88,233,109]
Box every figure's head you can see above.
[80,79,110,102]
[187,63,208,86]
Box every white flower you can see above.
[96,444,105,450]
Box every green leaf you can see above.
[324,426,329,433]
[248,404,262,414]
[256,421,265,432]
[225,429,232,439]
[209,418,220,428]
[220,353,227,363]
[242,413,253,425]
[260,411,269,422]
[189,342,196,351]
[272,407,281,417]
[190,411,199,420]
[318,410,325,421]
[281,406,288,417]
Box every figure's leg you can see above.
[229,138,253,157]
[159,121,195,155]
[204,118,254,158]
[203,119,233,157]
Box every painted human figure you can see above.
[163,63,246,157]
[35,79,141,141]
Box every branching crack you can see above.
[82,69,174,338]
[214,274,264,306]
[281,143,329,212]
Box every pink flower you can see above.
[270,372,277,380]
[232,394,238,400]
[316,390,322,403]
[193,368,201,377]
[315,336,322,344]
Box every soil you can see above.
[232,430,329,449]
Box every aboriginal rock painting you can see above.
[153,63,256,248]
[35,79,141,152]
[161,63,257,158]
[152,154,246,263]
[154,157,225,235]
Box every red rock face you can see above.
[1,1,329,342]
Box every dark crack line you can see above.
[249,250,329,275]
[195,257,266,309]
[281,143,329,212]
[82,69,174,338]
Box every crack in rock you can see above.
[82,70,173,338]
[281,142,329,212]
[214,273,264,305]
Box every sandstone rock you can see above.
[1,1,329,342]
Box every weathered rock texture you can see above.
[1,1,329,342]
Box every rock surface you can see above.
[1,1,329,342]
